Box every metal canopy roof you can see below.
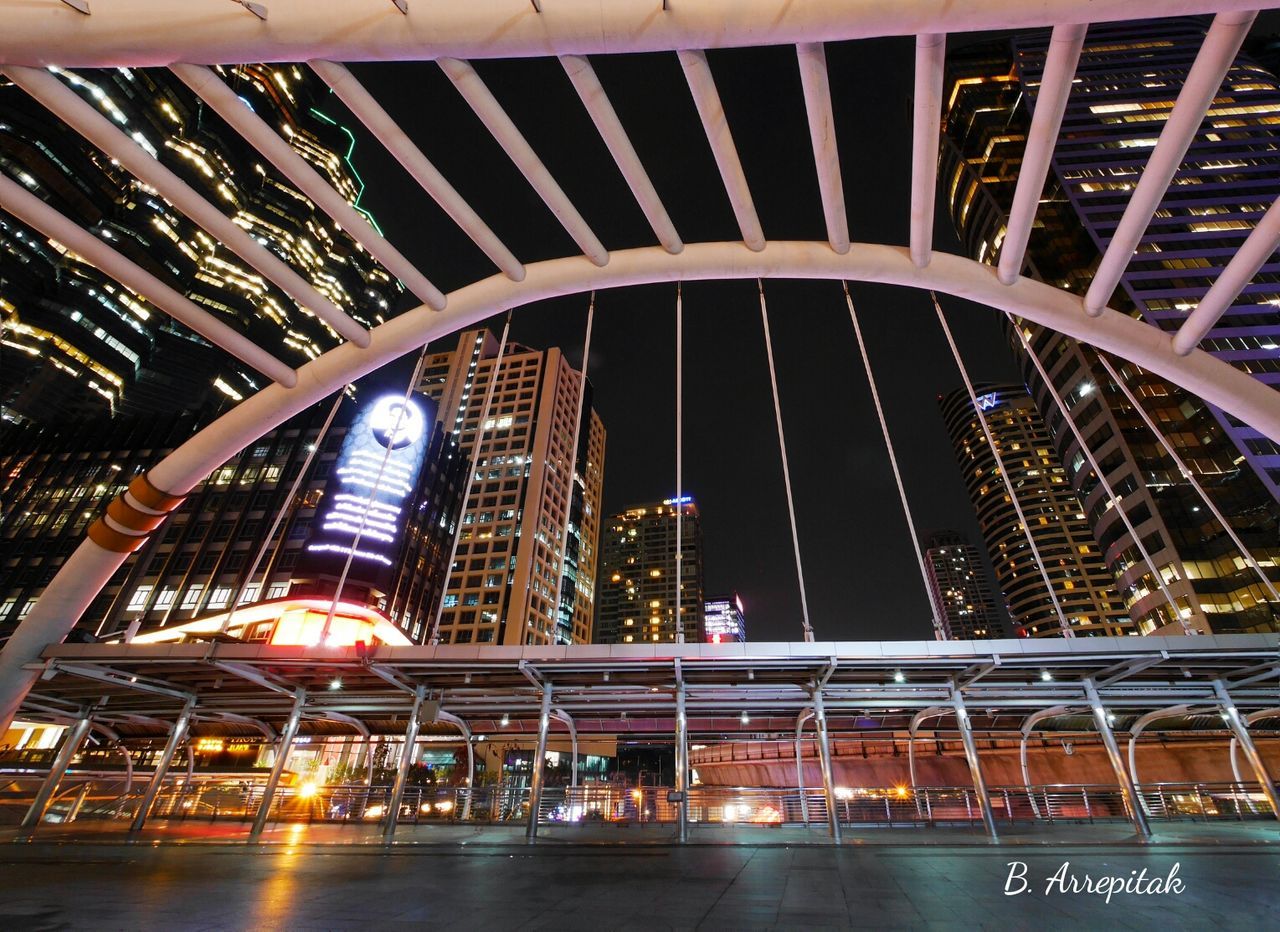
[19,635,1280,741]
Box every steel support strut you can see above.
[130,697,195,833]
[1214,679,1280,819]
[1083,679,1151,837]
[795,708,813,824]
[676,682,689,844]
[249,690,304,842]
[810,686,841,844]
[952,689,998,839]
[384,685,427,841]
[19,713,94,833]
[525,684,553,842]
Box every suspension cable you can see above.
[844,283,946,640]
[1095,352,1280,609]
[215,389,347,639]
[675,282,685,644]
[428,312,514,644]
[550,292,595,644]
[760,280,815,642]
[321,344,433,644]
[931,291,1072,637]
[1013,323,1192,634]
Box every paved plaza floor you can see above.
[1,822,1277,929]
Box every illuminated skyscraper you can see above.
[595,498,704,644]
[417,328,606,646]
[703,593,747,643]
[941,20,1280,634]
[0,397,464,644]
[0,64,400,424]
[922,531,1003,640]
[939,384,1133,637]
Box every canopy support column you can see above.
[249,690,304,842]
[810,686,841,844]
[1215,679,1280,819]
[384,685,427,841]
[525,685,554,842]
[1084,679,1151,837]
[952,689,997,839]
[19,713,94,833]
[130,698,195,834]
[675,680,689,844]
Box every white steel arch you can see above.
[3,240,1280,727]
[0,0,1263,67]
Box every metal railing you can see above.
[1,775,1274,829]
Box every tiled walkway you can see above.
[1,822,1277,928]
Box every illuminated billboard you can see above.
[704,594,746,643]
[298,393,437,592]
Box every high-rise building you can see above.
[703,593,747,643]
[922,531,1004,640]
[417,328,606,646]
[938,384,1133,637]
[941,21,1280,634]
[0,396,465,643]
[596,497,704,644]
[0,64,401,425]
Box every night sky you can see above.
[329,36,1028,642]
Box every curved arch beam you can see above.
[3,240,1280,729]
[436,710,474,820]
[1,1,1260,68]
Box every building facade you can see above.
[596,498,705,644]
[922,531,1004,640]
[941,21,1280,634]
[938,384,1133,637]
[0,396,465,644]
[1,64,400,425]
[703,593,747,643]
[417,328,606,646]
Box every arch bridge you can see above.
[1,0,1279,841]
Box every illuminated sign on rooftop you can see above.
[975,392,1001,412]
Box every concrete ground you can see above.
[1,822,1277,928]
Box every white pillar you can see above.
[19,714,94,832]
[675,683,688,844]
[249,690,304,841]
[1214,679,1280,820]
[525,686,554,842]
[952,690,997,839]
[130,699,195,833]
[384,685,427,841]
[1083,679,1151,837]
[810,687,841,844]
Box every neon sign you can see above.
[975,392,1001,411]
[299,393,437,590]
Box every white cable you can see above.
[844,283,946,640]
[1095,353,1280,610]
[932,291,1072,637]
[217,390,346,638]
[550,293,595,644]
[428,313,514,644]
[675,282,685,644]
[1014,322,1192,635]
[759,280,815,642]
[321,345,433,643]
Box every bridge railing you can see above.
[1,774,1274,828]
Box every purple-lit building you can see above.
[1021,17,1280,494]
[941,18,1280,634]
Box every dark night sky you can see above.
[327,36,1027,642]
